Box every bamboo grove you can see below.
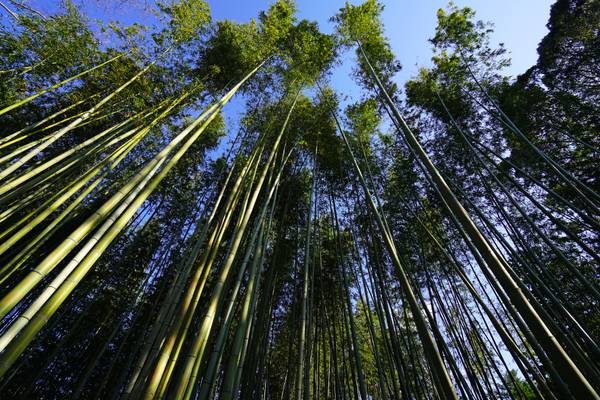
[0,0,598,398]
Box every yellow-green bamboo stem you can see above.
[0,133,144,284]
[0,120,137,197]
[148,145,265,400]
[134,64,266,399]
[148,151,262,400]
[0,97,127,151]
[0,98,88,147]
[0,109,90,152]
[0,103,165,232]
[165,165,257,400]
[0,98,214,319]
[0,61,257,336]
[0,138,41,166]
[0,122,134,206]
[123,146,244,397]
[0,83,235,376]
[0,51,164,182]
[0,157,165,353]
[0,189,40,223]
[0,54,123,117]
[0,98,159,195]
[141,147,261,400]
[0,1,19,22]
[197,148,290,400]
[0,65,33,75]
[173,92,299,400]
[0,127,140,253]
[323,81,459,400]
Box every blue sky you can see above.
[18,0,554,83]
[205,0,554,99]
[4,0,555,134]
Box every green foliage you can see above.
[332,0,401,93]
[536,0,600,101]
[0,0,99,91]
[497,0,599,217]
[431,2,510,73]
[405,63,470,123]
[196,1,297,92]
[20,1,98,72]
[345,98,380,142]
[501,370,537,399]
[333,0,384,46]
[282,20,337,85]
[196,20,263,91]
[258,0,297,51]
[405,2,509,123]
[157,0,211,44]
[156,112,224,201]
[431,4,481,51]
[102,21,149,55]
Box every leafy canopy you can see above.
[332,0,400,95]
[157,0,211,44]
[405,2,509,122]
[282,20,337,85]
[197,0,297,92]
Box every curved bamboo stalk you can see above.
[0,120,137,198]
[0,99,171,205]
[0,134,143,284]
[0,127,141,255]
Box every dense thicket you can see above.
[0,0,598,399]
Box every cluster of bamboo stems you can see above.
[0,26,598,400]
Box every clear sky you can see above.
[204,0,555,99]
[19,0,555,83]
[5,0,555,128]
